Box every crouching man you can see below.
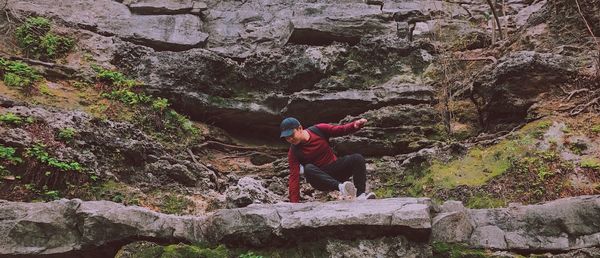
[279,117,376,203]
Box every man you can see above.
[280,117,377,203]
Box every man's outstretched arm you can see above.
[287,148,301,203]
[315,118,368,137]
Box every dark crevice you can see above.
[2,236,190,258]
[123,37,206,52]
[287,28,361,46]
[218,225,430,248]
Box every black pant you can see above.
[304,153,367,195]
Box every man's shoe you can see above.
[357,192,377,200]
[339,181,357,199]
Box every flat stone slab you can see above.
[205,198,433,246]
[9,0,208,50]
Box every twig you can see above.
[457,56,498,64]
[563,88,589,101]
[574,0,600,51]
[485,0,503,40]
[570,96,600,116]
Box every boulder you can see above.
[0,199,207,255]
[471,51,575,130]
[467,195,600,251]
[225,177,281,208]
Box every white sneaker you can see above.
[338,181,357,200]
[357,192,377,200]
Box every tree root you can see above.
[570,96,600,116]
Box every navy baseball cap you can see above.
[280,117,301,138]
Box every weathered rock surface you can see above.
[0,199,206,255]
[0,197,432,255]
[333,104,441,156]
[225,176,281,208]
[4,195,600,256]
[0,105,216,190]
[471,51,576,129]
[9,0,208,50]
[467,195,600,251]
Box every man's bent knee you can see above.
[350,153,365,165]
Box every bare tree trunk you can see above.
[486,0,503,40]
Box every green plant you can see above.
[568,141,588,155]
[0,112,23,125]
[160,194,191,215]
[432,242,488,258]
[94,67,138,89]
[0,145,23,164]
[592,124,600,134]
[44,190,61,201]
[466,194,506,209]
[1,59,42,91]
[580,157,600,170]
[15,17,74,60]
[239,251,264,258]
[57,127,76,141]
[102,88,151,106]
[152,97,169,111]
[25,143,82,171]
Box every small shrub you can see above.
[57,127,76,141]
[591,124,600,134]
[0,112,23,125]
[0,145,23,164]
[152,97,169,111]
[25,143,82,171]
[1,59,42,92]
[102,89,151,106]
[160,194,191,215]
[16,17,74,60]
[44,190,61,201]
[94,67,138,89]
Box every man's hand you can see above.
[354,118,367,129]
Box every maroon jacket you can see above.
[287,121,360,203]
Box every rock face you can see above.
[0,199,206,255]
[9,0,208,50]
[3,195,600,256]
[467,196,600,251]
[471,51,576,129]
[0,197,431,255]
[0,104,217,191]
[206,197,433,247]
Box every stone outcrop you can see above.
[9,0,208,50]
[333,104,441,156]
[0,197,431,255]
[224,176,281,208]
[0,104,217,190]
[3,195,600,256]
[471,51,576,129]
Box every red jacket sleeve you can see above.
[287,148,301,203]
[315,121,360,137]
